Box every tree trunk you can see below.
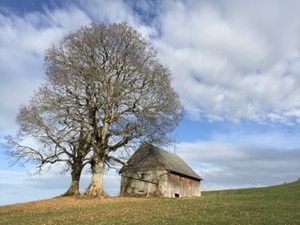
[62,164,82,196]
[84,156,108,197]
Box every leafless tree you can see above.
[6,84,93,196]
[7,22,182,197]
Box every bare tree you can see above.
[7,22,182,197]
[45,22,182,197]
[6,85,93,196]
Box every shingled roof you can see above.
[124,142,202,181]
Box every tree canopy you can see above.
[6,22,182,197]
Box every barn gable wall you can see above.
[120,150,167,196]
[120,170,167,197]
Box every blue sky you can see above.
[1,0,300,205]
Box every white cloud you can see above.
[175,134,300,191]
[0,3,92,133]
[78,0,155,39]
[153,0,300,123]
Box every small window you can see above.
[175,193,180,198]
[141,173,145,179]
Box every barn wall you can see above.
[120,170,167,197]
[121,171,201,198]
[160,173,201,198]
[120,149,168,197]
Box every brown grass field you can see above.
[1,181,299,225]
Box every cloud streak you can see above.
[154,0,300,123]
[176,134,300,190]
[0,2,92,132]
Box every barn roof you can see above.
[122,142,202,181]
[146,143,202,181]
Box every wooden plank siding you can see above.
[163,173,201,198]
[120,170,166,197]
[120,142,202,198]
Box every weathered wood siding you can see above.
[120,170,166,196]
[120,152,167,196]
[120,143,201,198]
[161,173,201,198]
[121,171,201,198]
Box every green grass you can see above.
[1,181,299,225]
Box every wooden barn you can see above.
[119,142,202,198]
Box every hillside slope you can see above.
[0,181,299,225]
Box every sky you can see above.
[1,0,300,206]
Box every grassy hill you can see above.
[1,181,299,225]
